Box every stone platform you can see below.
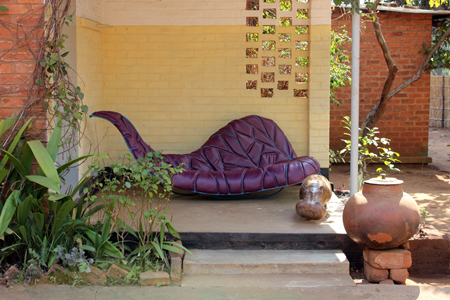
[168,185,346,235]
[166,186,364,268]
[182,249,355,287]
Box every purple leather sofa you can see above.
[91,111,320,196]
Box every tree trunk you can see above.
[360,7,398,136]
[358,3,450,136]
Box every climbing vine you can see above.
[0,0,86,151]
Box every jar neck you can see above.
[362,183,404,196]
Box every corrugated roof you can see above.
[333,3,450,15]
[372,5,450,14]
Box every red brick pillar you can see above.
[0,0,45,132]
[363,248,412,284]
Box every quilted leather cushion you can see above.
[163,115,320,194]
[163,115,299,171]
[172,156,320,195]
[91,112,320,195]
[91,111,154,158]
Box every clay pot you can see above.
[296,174,332,220]
[343,176,420,249]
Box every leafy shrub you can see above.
[330,27,352,106]
[0,117,104,268]
[86,152,190,271]
[330,116,401,190]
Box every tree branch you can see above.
[387,25,450,99]
[360,1,398,135]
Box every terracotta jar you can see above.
[343,175,420,249]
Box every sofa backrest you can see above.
[92,112,299,173]
[187,115,298,172]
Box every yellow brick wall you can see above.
[309,24,330,165]
[76,17,105,173]
[96,25,310,162]
[102,0,246,26]
[76,1,331,170]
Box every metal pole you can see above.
[443,76,445,128]
[350,11,360,197]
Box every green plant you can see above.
[123,264,139,284]
[421,18,450,71]
[262,26,275,34]
[0,116,33,197]
[48,275,56,283]
[246,33,259,42]
[295,56,308,67]
[61,246,94,273]
[82,213,123,260]
[330,27,352,106]
[0,118,107,268]
[420,208,430,227]
[329,148,342,167]
[280,1,292,11]
[296,9,308,19]
[295,26,308,34]
[70,272,88,287]
[263,9,276,19]
[336,116,401,190]
[88,152,191,271]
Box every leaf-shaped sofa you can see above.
[91,111,320,196]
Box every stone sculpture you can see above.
[296,174,332,220]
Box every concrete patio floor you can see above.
[2,283,450,300]
[3,129,448,298]
[167,185,346,235]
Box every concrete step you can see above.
[183,249,350,275]
[181,274,356,288]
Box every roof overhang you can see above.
[333,3,450,16]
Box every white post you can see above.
[350,11,360,196]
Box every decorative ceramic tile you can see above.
[295,56,308,67]
[262,25,275,34]
[246,17,259,27]
[279,17,292,27]
[279,33,291,43]
[278,48,291,58]
[277,81,289,90]
[246,48,258,58]
[262,40,276,51]
[295,72,308,83]
[296,41,308,51]
[261,72,275,82]
[278,65,292,75]
[246,80,257,90]
[246,64,259,74]
[294,89,308,97]
[263,9,277,19]
[261,56,276,67]
[246,33,259,42]
[246,0,259,10]
[261,88,274,97]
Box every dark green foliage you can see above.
[330,28,351,106]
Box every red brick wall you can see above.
[0,0,44,126]
[330,12,431,161]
